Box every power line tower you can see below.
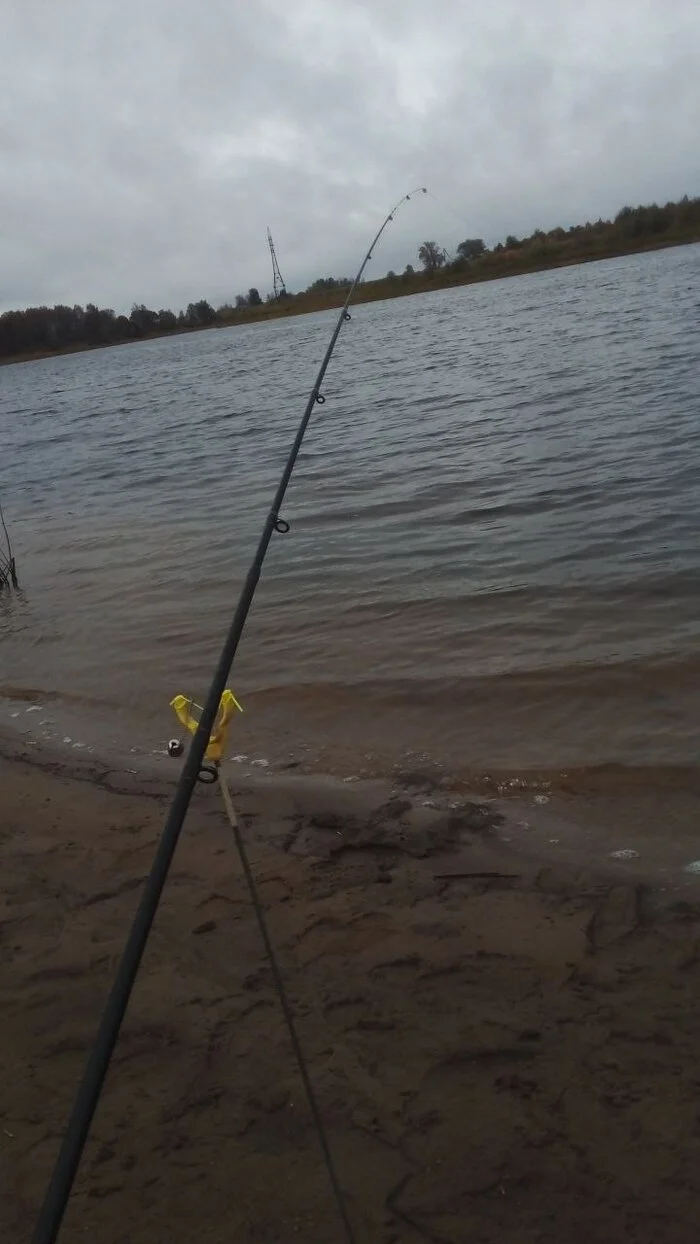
[267,227,287,299]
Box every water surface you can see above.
[2,244,700,785]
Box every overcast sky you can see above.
[1,0,699,314]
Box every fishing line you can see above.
[424,188,482,243]
[31,185,428,1244]
[219,773,356,1244]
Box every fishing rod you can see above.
[32,186,428,1244]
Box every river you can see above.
[2,243,700,794]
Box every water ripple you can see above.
[1,243,700,774]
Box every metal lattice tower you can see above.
[267,227,287,299]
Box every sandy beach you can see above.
[3,741,700,1243]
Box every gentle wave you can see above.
[2,243,700,780]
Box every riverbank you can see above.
[2,229,699,368]
[3,743,700,1243]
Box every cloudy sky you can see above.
[2,0,699,313]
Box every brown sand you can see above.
[2,749,700,1244]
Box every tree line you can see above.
[2,194,699,363]
[0,298,220,360]
[411,195,700,279]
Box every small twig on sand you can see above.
[433,871,519,881]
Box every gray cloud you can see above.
[1,0,698,312]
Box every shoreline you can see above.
[3,745,700,1241]
[2,233,698,369]
[3,719,700,883]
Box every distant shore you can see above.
[2,230,698,369]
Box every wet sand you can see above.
[3,746,700,1243]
